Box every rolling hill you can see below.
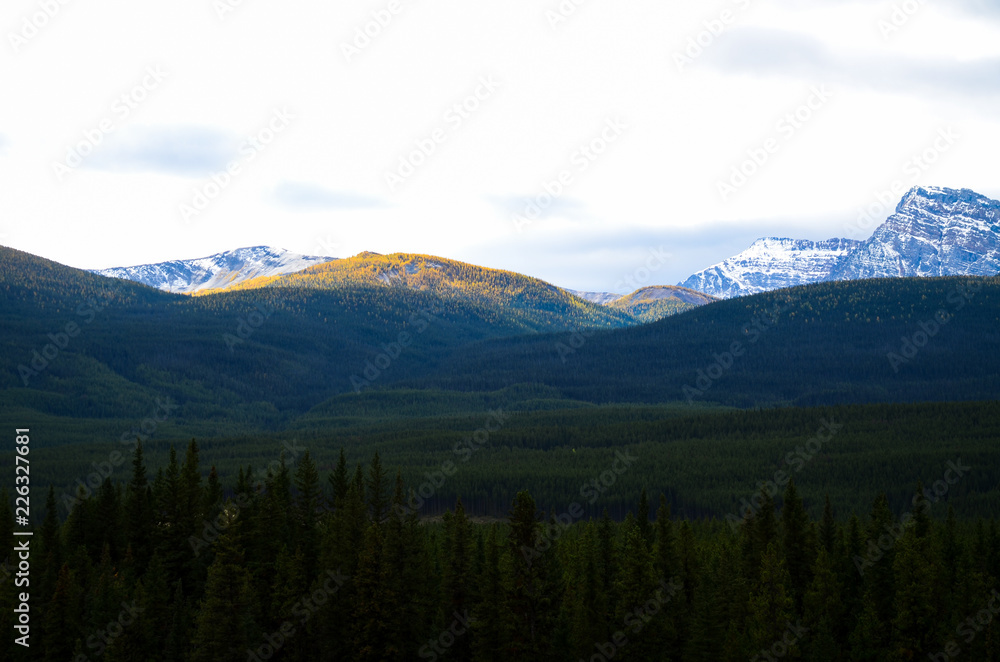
[4,244,1000,432]
[215,251,638,331]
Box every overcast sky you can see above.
[1,0,998,292]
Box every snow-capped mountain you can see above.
[827,186,1000,281]
[681,186,1000,298]
[679,238,861,299]
[564,289,624,305]
[93,246,336,294]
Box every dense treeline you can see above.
[2,448,998,661]
[26,398,1000,522]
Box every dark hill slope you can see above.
[397,276,1000,407]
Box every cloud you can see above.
[271,182,388,210]
[0,134,8,155]
[775,0,1000,20]
[486,195,590,222]
[460,220,834,293]
[703,27,1000,101]
[84,125,239,176]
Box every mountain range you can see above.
[90,247,714,325]
[682,186,1000,298]
[90,186,1000,306]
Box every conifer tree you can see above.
[781,478,814,613]
[804,547,843,662]
[125,441,154,573]
[43,564,79,662]
[367,450,389,524]
[330,447,349,509]
[472,523,506,662]
[190,512,257,662]
[293,450,321,580]
[636,488,652,544]
[744,542,798,660]
[441,498,475,659]
[352,523,390,662]
[503,491,556,661]
[892,529,939,660]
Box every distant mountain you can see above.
[563,289,624,305]
[607,285,717,323]
[680,238,861,299]
[223,251,637,332]
[827,186,1000,281]
[92,246,336,294]
[681,186,1000,299]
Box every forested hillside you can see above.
[217,251,637,330]
[410,276,1000,406]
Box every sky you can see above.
[1,0,999,293]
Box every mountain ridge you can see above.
[681,186,1000,298]
[91,245,336,294]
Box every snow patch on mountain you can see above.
[93,246,336,294]
[564,289,624,305]
[679,238,861,299]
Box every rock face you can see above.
[681,186,1000,298]
[826,186,1000,281]
[679,238,861,299]
[93,246,336,294]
